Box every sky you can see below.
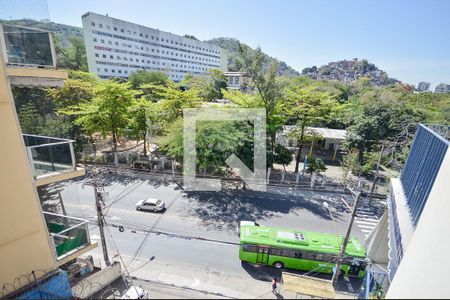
[3,0,450,88]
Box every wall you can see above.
[387,150,450,298]
[0,51,57,294]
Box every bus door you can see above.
[256,247,269,264]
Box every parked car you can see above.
[136,198,165,212]
[237,220,260,237]
[120,286,149,299]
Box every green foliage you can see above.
[160,120,254,173]
[306,156,327,174]
[206,37,299,76]
[62,80,141,150]
[47,79,94,109]
[128,70,170,90]
[17,103,43,134]
[68,70,99,83]
[54,34,88,71]
[181,69,228,100]
[273,144,293,167]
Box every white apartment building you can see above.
[434,82,450,93]
[81,12,226,82]
[415,81,430,92]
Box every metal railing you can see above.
[43,212,91,259]
[23,134,77,179]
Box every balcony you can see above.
[23,134,85,186]
[44,212,97,266]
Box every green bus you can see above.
[239,223,367,278]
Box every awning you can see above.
[282,272,336,298]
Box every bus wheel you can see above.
[273,262,284,269]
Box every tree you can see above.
[236,44,283,160]
[273,144,293,171]
[63,81,141,152]
[141,82,204,130]
[47,79,95,109]
[281,85,338,173]
[305,156,327,174]
[128,97,154,155]
[54,34,88,71]
[160,119,253,174]
[128,70,170,90]
[17,103,43,134]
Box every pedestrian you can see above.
[271,277,278,294]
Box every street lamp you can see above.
[323,201,339,238]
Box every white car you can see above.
[237,220,260,237]
[120,286,149,299]
[136,198,165,212]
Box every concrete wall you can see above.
[0,51,57,293]
[387,150,450,298]
[72,262,122,299]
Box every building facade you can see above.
[224,71,251,91]
[415,81,430,92]
[434,83,450,93]
[82,12,226,82]
[363,124,449,298]
[0,24,96,299]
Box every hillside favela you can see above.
[0,0,449,299]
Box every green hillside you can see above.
[206,37,300,76]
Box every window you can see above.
[145,34,148,38]
[104,68,108,72]
[97,67,100,71]
[152,49,154,52]
[125,70,128,74]
[121,28,124,33]
[152,36,154,40]
[130,58,133,62]
[115,42,119,46]
[111,69,115,73]
[108,40,112,45]
[95,53,99,57]
[93,38,97,42]
[117,56,121,60]
[242,244,259,253]
[118,70,122,73]
[102,54,106,58]
[114,27,117,31]
[101,39,105,44]
[99,24,103,28]
[91,22,95,27]
[140,33,143,37]
[110,55,113,59]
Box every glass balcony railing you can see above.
[0,23,55,67]
[23,134,77,179]
[43,212,91,259]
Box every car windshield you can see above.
[156,200,162,205]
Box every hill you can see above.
[205,37,300,77]
[301,58,400,86]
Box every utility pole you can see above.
[94,180,111,267]
[369,144,385,205]
[331,189,362,287]
[85,169,111,267]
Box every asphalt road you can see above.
[40,173,373,297]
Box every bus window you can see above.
[269,248,282,256]
[242,244,258,253]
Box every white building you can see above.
[362,124,450,298]
[224,71,251,91]
[434,83,450,93]
[415,81,430,92]
[81,12,226,82]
